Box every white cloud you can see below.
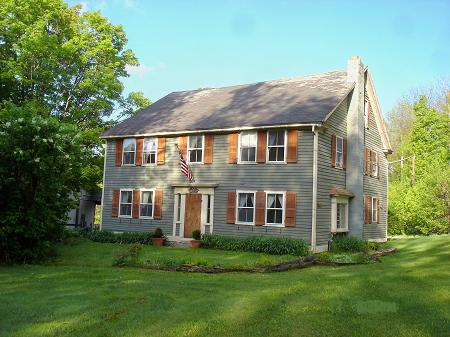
[125,64,153,77]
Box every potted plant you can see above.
[151,227,165,246]
[191,229,201,249]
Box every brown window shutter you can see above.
[204,135,214,164]
[256,131,267,163]
[111,190,120,217]
[331,134,336,167]
[228,133,238,164]
[135,138,143,166]
[157,137,166,165]
[343,138,347,169]
[226,192,236,224]
[377,198,380,223]
[178,136,187,158]
[115,139,123,166]
[132,189,140,218]
[376,152,380,178]
[285,192,297,227]
[286,130,298,163]
[255,191,266,225]
[154,189,163,219]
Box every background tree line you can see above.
[0,0,150,263]
[386,81,450,235]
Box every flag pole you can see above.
[176,143,195,183]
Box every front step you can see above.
[165,236,193,248]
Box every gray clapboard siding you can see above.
[316,97,349,245]
[363,92,388,240]
[102,130,314,243]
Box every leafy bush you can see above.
[153,228,164,239]
[192,229,201,240]
[79,229,154,244]
[201,234,309,256]
[331,236,370,253]
[113,243,143,266]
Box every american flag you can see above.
[179,150,193,182]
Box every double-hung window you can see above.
[336,203,347,230]
[143,138,157,165]
[331,197,349,232]
[266,192,284,225]
[122,138,136,165]
[335,136,344,168]
[239,132,257,163]
[267,131,286,162]
[188,135,204,163]
[140,190,154,218]
[372,197,378,223]
[236,192,255,224]
[119,190,133,217]
[370,150,378,177]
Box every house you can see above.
[66,189,102,228]
[100,56,392,252]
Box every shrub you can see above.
[113,243,143,266]
[79,229,154,244]
[192,229,201,240]
[331,236,370,253]
[153,227,164,238]
[201,234,309,256]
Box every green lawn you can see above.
[0,236,449,337]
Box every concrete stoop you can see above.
[165,236,193,248]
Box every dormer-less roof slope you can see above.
[102,70,354,138]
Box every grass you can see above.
[0,236,449,337]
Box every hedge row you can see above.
[75,229,154,245]
[201,234,310,256]
[330,236,379,253]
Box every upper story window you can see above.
[238,131,257,163]
[236,191,255,224]
[370,150,378,177]
[119,190,133,217]
[143,138,157,165]
[122,138,136,165]
[267,130,286,162]
[335,136,344,168]
[140,190,154,218]
[188,135,204,163]
[266,192,284,225]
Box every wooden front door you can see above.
[184,194,202,238]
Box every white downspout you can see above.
[99,142,107,231]
[311,125,319,252]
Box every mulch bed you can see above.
[132,248,397,273]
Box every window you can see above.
[331,197,349,232]
[267,130,286,162]
[238,131,257,163]
[236,192,255,224]
[335,136,344,168]
[176,194,182,222]
[188,135,203,163]
[266,192,284,225]
[370,150,378,177]
[119,190,132,217]
[206,195,212,224]
[143,138,157,165]
[372,197,378,223]
[140,190,154,218]
[122,138,136,165]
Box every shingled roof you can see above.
[102,70,354,138]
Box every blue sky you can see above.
[71,0,449,116]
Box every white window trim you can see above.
[237,131,258,164]
[266,130,287,164]
[172,193,185,237]
[201,194,214,234]
[119,189,133,218]
[371,197,378,224]
[139,188,155,219]
[235,190,256,225]
[187,134,204,164]
[264,190,286,227]
[335,136,344,169]
[122,138,136,166]
[364,98,370,129]
[142,137,158,166]
[331,196,349,233]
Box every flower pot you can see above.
[191,240,200,249]
[152,237,164,246]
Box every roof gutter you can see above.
[100,123,323,139]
